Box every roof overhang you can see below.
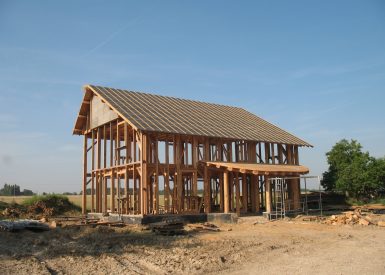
[202,161,309,175]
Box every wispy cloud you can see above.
[82,18,142,58]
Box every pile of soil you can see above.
[1,196,80,219]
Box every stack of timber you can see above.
[149,217,186,236]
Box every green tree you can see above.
[0,183,21,196]
[322,139,385,199]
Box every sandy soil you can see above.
[1,217,385,275]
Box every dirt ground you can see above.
[1,216,385,275]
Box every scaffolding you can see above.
[268,176,322,220]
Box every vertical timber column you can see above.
[250,175,257,213]
[110,169,115,212]
[125,123,129,214]
[154,139,159,214]
[91,130,95,212]
[255,175,260,212]
[235,172,241,216]
[265,175,272,213]
[175,135,183,213]
[223,170,229,213]
[97,127,102,212]
[219,173,224,212]
[242,173,247,213]
[103,176,107,214]
[164,140,170,212]
[141,132,148,215]
[203,139,211,213]
[192,137,198,196]
[82,134,88,214]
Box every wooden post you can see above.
[242,173,247,213]
[219,173,224,212]
[265,142,270,164]
[192,137,198,196]
[125,167,129,214]
[265,175,272,213]
[97,127,101,212]
[103,176,107,214]
[110,169,115,212]
[250,175,256,213]
[292,179,301,210]
[255,175,260,212]
[224,170,229,213]
[141,132,148,215]
[91,130,95,212]
[204,139,211,213]
[165,141,170,212]
[82,135,88,214]
[235,172,241,216]
[154,139,159,214]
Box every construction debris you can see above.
[188,222,221,232]
[0,220,50,232]
[149,217,186,235]
[323,208,384,226]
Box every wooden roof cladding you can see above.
[73,84,312,147]
[204,161,310,175]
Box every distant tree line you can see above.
[0,183,35,196]
[321,139,385,199]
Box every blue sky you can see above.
[0,1,384,193]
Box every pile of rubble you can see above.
[149,217,186,235]
[324,208,385,227]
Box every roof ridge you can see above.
[88,84,245,111]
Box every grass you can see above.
[346,197,385,206]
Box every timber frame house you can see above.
[73,85,312,216]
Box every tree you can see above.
[321,139,385,199]
[0,183,21,196]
